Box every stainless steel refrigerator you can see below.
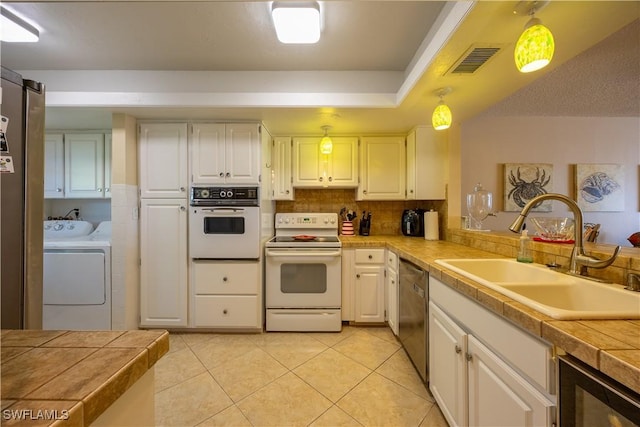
[1,67,45,329]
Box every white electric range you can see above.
[265,213,342,331]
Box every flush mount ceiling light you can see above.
[513,1,554,73]
[0,6,39,42]
[320,125,333,154]
[432,87,452,131]
[271,1,320,44]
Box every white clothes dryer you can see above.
[43,220,112,330]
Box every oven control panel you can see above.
[190,186,259,206]
[275,213,338,228]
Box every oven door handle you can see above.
[199,208,246,214]
[266,250,342,258]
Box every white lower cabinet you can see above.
[139,198,188,328]
[191,260,262,329]
[354,249,385,323]
[429,277,556,427]
[385,250,399,335]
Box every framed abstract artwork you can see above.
[504,163,553,212]
[575,163,624,211]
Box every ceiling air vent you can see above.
[447,45,501,75]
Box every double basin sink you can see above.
[435,258,640,320]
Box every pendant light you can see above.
[432,87,452,131]
[320,125,333,155]
[514,2,554,73]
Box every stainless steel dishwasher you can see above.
[399,258,428,383]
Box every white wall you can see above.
[459,116,639,246]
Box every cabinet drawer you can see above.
[355,249,385,264]
[193,261,259,295]
[386,250,398,270]
[194,295,258,327]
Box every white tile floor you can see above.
[154,325,448,426]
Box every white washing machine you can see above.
[43,220,112,330]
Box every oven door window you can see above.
[280,263,327,294]
[203,217,245,235]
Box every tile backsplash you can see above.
[275,189,446,237]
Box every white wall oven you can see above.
[189,186,260,259]
[265,213,341,331]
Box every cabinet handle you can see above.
[410,189,414,194]
[97,188,103,192]
[105,188,110,193]
[455,345,462,354]
[391,280,395,284]
[319,176,323,182]
[363,190,368,195]
[226,172,230,177]
[223,277,228,282]
[466,353,473,362]
[223,309,228,315]
[328,177,333,182]
[356,274,360,279]
[180,206,186,211]
[368,255,373,259]
[180,187,185,192]
[219,172,224,177]
[286,190,290,194]
[56,188,62,192]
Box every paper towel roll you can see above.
[424,210,439,240]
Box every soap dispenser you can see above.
[517,229,533,263]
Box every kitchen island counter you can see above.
[1,329,169,426]
[340,234,640,393]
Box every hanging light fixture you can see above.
[320,125,333,155]
[432,87,452,131]
[513,1,554,73]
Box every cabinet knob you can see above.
[223,277,228,282]
[97,188,103,192]
[455,345,462,354]
[180,187,185,192]
[319,176,323,182]
[219,172,224,177]
[363,190,368,195]
[286,190,290,194]
[226,172,230,177]
[105,188,110,193]
[368,255,373,259]
[356,274,360,279]
[223,309,228,315]
[328,177,333,182]
[180,206,186,211]
[56,188,62,192]
[410,189,414,194]
[466,353,473,362]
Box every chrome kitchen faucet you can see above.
[509,193,621,280]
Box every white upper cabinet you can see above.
[139,122,189,199]
[44,133,64,198]
[406,126,447,200]
[292,136,358,188]
[190,123,260,185]
[272,136,294,200]
[64,133,105,198]
[358,136,406,200]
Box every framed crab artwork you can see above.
[575,163,624,212]
[504,163,554,212]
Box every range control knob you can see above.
[323,217,329,224]
[330,217,336,224]
[285,218,290,224]
[226,190,234,198]
[200,189,210,198]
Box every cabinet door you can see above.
[358,136,405,200]
[407,126,447,200]
[190,123,226,184]
[64,133,105,198]
[341,249,355,321]
[140,198,188,327]
[225,123,260,184]
[292,137,322,186]
[429,302,468,427]
[468,335,555,427]
[328,137,358,187]
[355,264,385,323]
[44,133,65,198]
[104,133,111,198]
[139,123,188,198]
[386,268,399,336]
[272,137,294,200]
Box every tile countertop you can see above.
[0,329,169,426]
[340,235,640,393]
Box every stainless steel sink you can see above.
[435,259,640,320]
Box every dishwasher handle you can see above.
[401,259,426,277]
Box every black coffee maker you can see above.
[401,209,425,237]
